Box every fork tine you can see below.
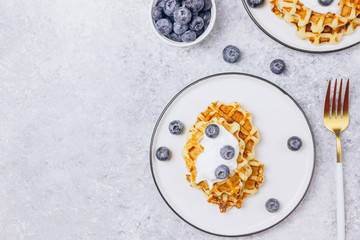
[332,79,337,118]
[337,79,343,118]
[324,80,331,118]
[343,79,349,118]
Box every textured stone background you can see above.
[0,0,359,239]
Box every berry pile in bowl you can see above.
[150,0,216,46]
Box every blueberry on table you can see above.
[215,165,230,179]
[169,32,182,42]
[164,0,181,16]
[265,198,280,213]
[174,7,192,24]
[318,0,334,6]
[155,18,173,35]
[189,16,204,31]
[270,59,286,74]
[152,6,164,21]
[202,0,212,11]
[205,124,219,138]
[184,0,205,13]
[181,30,197,42]
[222,45,240,63]
[173,22,188,35]
[156,147,171,161]
[220,145,235,160]
[287,136,302,151]
[247,0,265,8]
[168,120,184,134]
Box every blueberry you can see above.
[173,22,188,34]
[270,59,286,74]
[215,165,230,179]
[181,30,197,42]
[164,0,181,16]
[205,124,219,138]
[265,198,280,213]
[184,0,204,12]
[169,32,182,42]
[152,6,164,21]
[318,0,334,6]
[168,120,184,134]
[196,27,204,37]
[189,16,204,31]
[157,0,166,8]
[287,136,302,151]
[222,45,241,63]
[155,18,173,35]
[174,7,192,24]
[247,0,265,8]
[202,0,212,11]
[220,145,235,160]
[199,10,211,26]
[156,147,171,161]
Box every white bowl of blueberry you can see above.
[150,0,216,46]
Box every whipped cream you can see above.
[195,124,239,190]
[300,0,340,14]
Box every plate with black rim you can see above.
[241,0,360,53]
[150,73,315,236]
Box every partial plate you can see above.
[150,73,315,236]
[242,0,360,53]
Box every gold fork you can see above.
[324,79,349,240]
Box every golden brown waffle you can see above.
[182,101,264,213]
[270,0,360,45]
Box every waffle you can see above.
[270,0,360,45]
[182,101,264,213]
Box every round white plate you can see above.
[150,73,315,236]
[242,0,360,53]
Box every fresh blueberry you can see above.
[215,165,230,179]
[318,0,334,6]
[220,145,235,160]
[173,22,189,34]
[205,124,219,138]
[247,0,265,8]
[196,27,204,37]
[152,6,164,21]
[155,18,173,35]
[169,32,183,42]
[270,59,286,74]
[287,136,302,151]
[265,198,280,213]
[168,120,184,134]
[156,146,171,161]
[157,0,166,8]
[174,7,192,24]
[199,10,211,25]
[164,0,181,17]
[222,45,241,63]
[189,16,204,31]
[184,0,204,12]
[202,0,212,11]
[181,30,197,42]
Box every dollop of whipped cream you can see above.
[300,0,340,14]
[195,124,239,190]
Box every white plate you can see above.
[150,73,315,236]
[242,0,360,53]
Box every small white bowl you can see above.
[150,0,216,47]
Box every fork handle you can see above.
[336,163,345,240]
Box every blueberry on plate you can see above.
[247,0,265,8]
[265,198,280,213]
[318,0,334,6]
[287,136,302,151]
[205,124,219,138]
[168,120,184,134]
[169,32,182,42]
[270,59,286,74]
[184,0,205,12]
[156,147,171,161]
[164,0,181,16]
[174,7,192,25]
[202,0,212,11]
[189,16,204,31]
[199,10,211,26]
[222,45,240,63]
[173,22,189,35]
[220,145,235,160]
[215,165,230,179]
[181,30,197,42]
[152,6,164,21]
[155,18,173,35]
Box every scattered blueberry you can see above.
[265,198,280,213]
[199,10,211,26]
[173,22,189,34]
[155,18,173,35]
[205,124,219,138]
[318,0,334,6]
[215,165,230,179]
[220,145,235,160]
[270,59,286,74]
[164,0,181,16]
[181,30,197,42]
[184,0,205,12]
[287,136,302,151]
[222,45,241,63]
[168,120,184,135]
[169,32,182,42]
[156,147,171,161]
[152,6,164,21]
[157,0,166,8]
[189,16,204,31]
[247,0,265,8]
[202,0,212,11]
[174,7,192,24]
